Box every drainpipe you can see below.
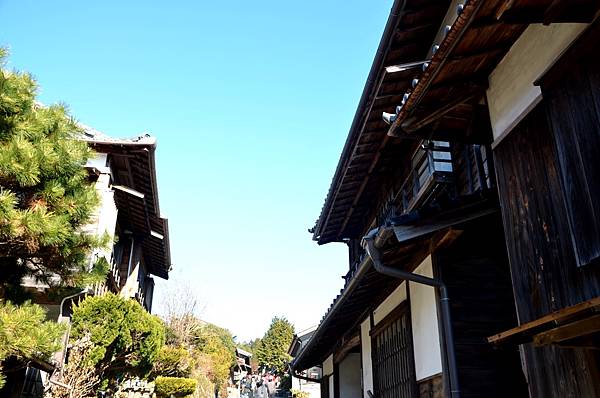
[58,288,91,378]
[126,237,135,277]
[362,228,461,398]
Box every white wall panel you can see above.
[360,318,373,398]
[409,256,442,381]
[487,23,585,142]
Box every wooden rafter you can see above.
[398,89,485,134]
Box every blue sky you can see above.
[1,0,393,340]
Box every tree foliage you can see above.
[154,376,197,398]
[160,284,236,396]
[0,300,64,389]
[70,293,165,384]
[255,316,294,374]
[193,323,236,389]
[0,49,105,300]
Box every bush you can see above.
[291,390,310,398]
[70,293,165,383]
[155,376,197,397]
[152,345,194,378]
[192,323,236,388]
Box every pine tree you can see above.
[255,316,294,374]
[0,48,105,301]
[0,300,64,388]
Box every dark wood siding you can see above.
[435,216,528,398]
[540,22,600,267]
[417,374,443,398]
[494,103,600,397]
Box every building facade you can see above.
[291,1,600,398]
[81,128,171,312]
[8,128,172,398]
[289,327,321,398]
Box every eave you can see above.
[295,194,498,371]
[85,135,171,280]
[312,0,452,245]
[389,0,600,139]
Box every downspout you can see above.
[126,236,135,277]
[58,288,91,378]
[362,228,460,398]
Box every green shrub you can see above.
[155,376,197,397]
[70,293,165,382]
[152,345,194,378]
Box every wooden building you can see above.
[82,127,171,311]
[291,1,600,398]
[289,326,322,398]
[6,128,172,398]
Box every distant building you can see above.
[288,327,321,398]
[232,347,253,383]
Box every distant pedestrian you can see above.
[266,377,276,398]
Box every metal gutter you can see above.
[313,0,408,242]
[362,227,461,398]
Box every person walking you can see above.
[266,375,276,398]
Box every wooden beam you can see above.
[431,228,463,251]
[497,0,598,24]
[543,0,570,25]
[532,314,600,346]
[399,90,485,134]
[429,78,489,94]
[488,296,600,344]
[495,0,519,20]
[333,333,361,364]
[448,42,512,62]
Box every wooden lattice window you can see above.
[371,302,417,398]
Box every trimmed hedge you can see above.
[154,376,197,397]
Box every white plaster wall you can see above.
[339,353,362,398]
[85,152,110,174]
[409,256,443,381]
[292,375,300,390]
[487,23,586,142]
[292,377,320,398]
[84,171,119,296]
[323,354,334,376]
[120,245,141,298]
[373,282,407,324]
[93,173,118,247]
[360,318,373,398]
[328,376,334,398]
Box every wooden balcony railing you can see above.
[378,140,454,226]
[343,140,493,286]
